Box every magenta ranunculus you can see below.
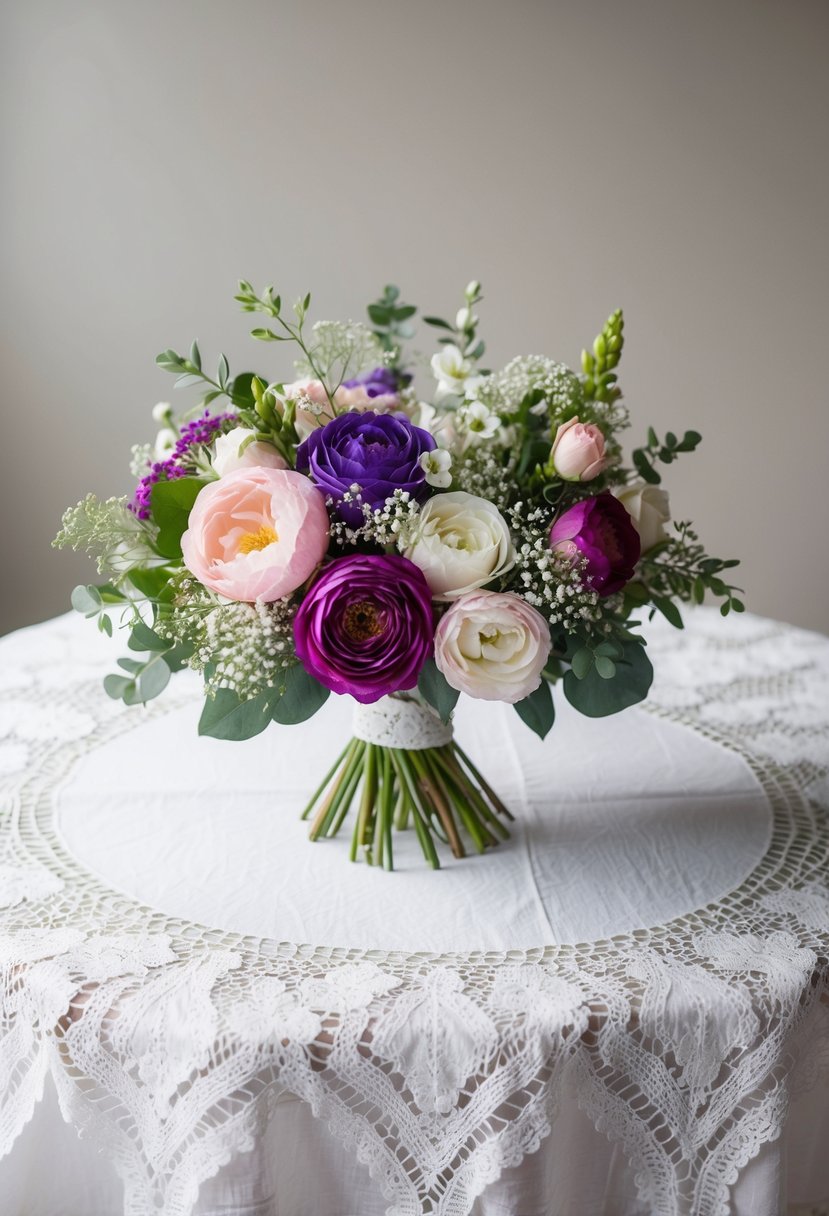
[549,492,640,596]
[296,409,436,525]
[293,554,434,703]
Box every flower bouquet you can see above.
[55,280,743,868]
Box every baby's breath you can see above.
[157,572,297,701]
[328,488,422,550]
[508,501,602,628]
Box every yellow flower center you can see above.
[238,524,278,555]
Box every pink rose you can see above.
[550,417,607,481]
[181,467,329,602]
[434,589,551,703]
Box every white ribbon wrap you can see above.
[352,696,454,750]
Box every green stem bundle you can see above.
[301,738,511,869]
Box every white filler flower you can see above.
[431,343,479,400]
[418,448,453,489]
[404,491,515,599]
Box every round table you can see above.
[0,608,827,1216]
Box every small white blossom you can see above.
[455,307,477,331]
[153,428,177,459]
[457,401,501,442]
[152,401,173,423]
[431,344,478,401]
[419,448,453,488]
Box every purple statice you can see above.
[129,411,238,520]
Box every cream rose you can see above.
[614,482,671,552]
[211,426,288,477]
[434,590,551,703]
[404,492,515,599]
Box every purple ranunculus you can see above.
[549,492,641,596]
[293,554,434,703]
[296,410,436,525]
[341,366,409,396]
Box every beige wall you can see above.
[2,0,827,635]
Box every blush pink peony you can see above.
[181,467,329,602]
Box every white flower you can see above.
[431,344,477,401]
[153,428,177,459]
[434,589,551,702]
[152,401,173,423]
[455,306,477,331]
[404,492,515,599]
[457,400,501,442]
[211,426,287,477]
[614,482,671,552]
[418,448,453,489]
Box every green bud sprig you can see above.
[367,284,417,364]
[581,309,624,404]
[634,520,744,621]
[631,427,702,485]
[423,280,487,365]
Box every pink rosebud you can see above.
[181,467,329,602]
[550,417,607,481]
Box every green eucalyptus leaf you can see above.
[71,584,102,617]
[270,664,330,725]
[104,674,134,700]
[198,688,273,741]
[128,621,168,651]
[135,656,171,702]
[570,647,594,680]
[117,657,143,673]
[563,639,653,718]
[514,679,555,739]
[417,658,460,724]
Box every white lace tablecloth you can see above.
[1,608,828,1216]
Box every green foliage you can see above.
[198,687,274,740]
[631,428,702,485]
[513,679,556,739]
[423,280,486,363]
[150,477,208,559]
[563,637,653,717]
[418,659,460,724]
[367,284,417,359]
[638,521,744,617]
[54,495,155,575]
[271,664,330,724]
[581,309,624,404]
[104,652,171,706]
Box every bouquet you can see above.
[55,280,743,868]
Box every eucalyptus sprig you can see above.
[631,427,702,485]
[581,309,624,404]
[367,284,417,364]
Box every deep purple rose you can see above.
[341,366,410,396]
[549,492,641,596]
[293,554,434,703]
[296,410,436,525]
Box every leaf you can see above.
[150,477,208,559]
[156,349,185,372]
[570,647,594,679]
[417,658,460,723]
[391,304,417,321]
[164,642,194,673]
[368,304,391,326]
[422,315,453,330]
[217,353,229,387]
[71,584,102,617]
[563,639,653,718]
[117,657,144,673]
[128,565,175,599]
[189,340,201,371]
[514,679,555,739]
[135,656,171,702]
[651,595,684,629]
[594,655,617,679]
[270,664,330,725]
[98,614,113,637]
[632,449,661,485]
[104,674,134,700]
[128,621,168,651]
[250,328,281,342]
[198,688,273,741]
[229,372,260,410]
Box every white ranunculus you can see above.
[404,492,515,599]
[211,426,287,477]
[434,589,551,703]
[615,482,671,552]
[431,343,476,401]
